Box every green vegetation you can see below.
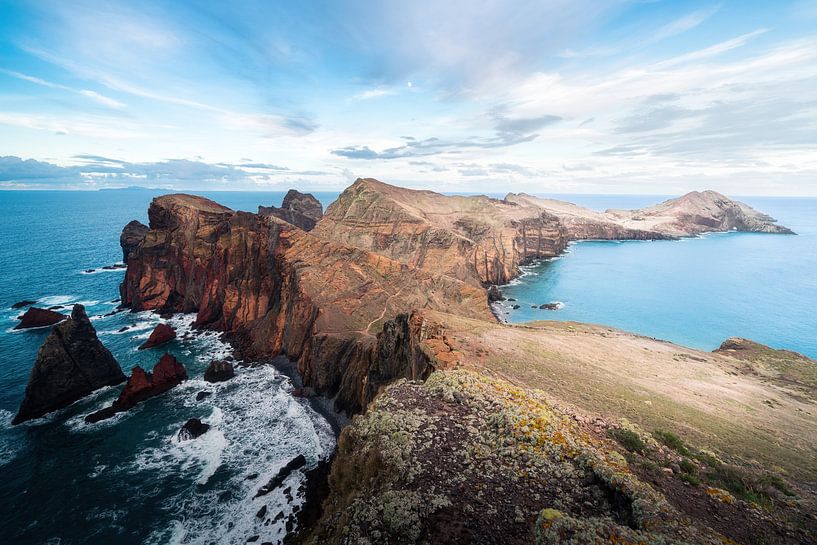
[679,473,700,486]
[609,428,645,453]
[679,458,697,475]
[652,429,689,455]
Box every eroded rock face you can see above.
[258,189,323,231]
[85,353,188,423]
[14,307,66,330]
[120,220,149,261]
[138,323,176,350]
[204,360,234,382]
[13,304,125,424]
[120,192,489,413]
[312,178,570,286]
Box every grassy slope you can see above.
[417,311,817,483]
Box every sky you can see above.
[0,0,816,195]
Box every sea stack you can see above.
[13,304,126,425]
[138,323,176,350]
[85,353,188,423]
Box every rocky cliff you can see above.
[121,191,489,413]
[13,304,126,424]
[120,219,149,261]
[258,189,323,231]
[120,181,794,414]
[312,178,569,286]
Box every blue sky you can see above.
[0,0,816,194]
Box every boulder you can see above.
[195,391,212,401]
[255,455,307,498]
[120,220,149,261]
[178,418,210,440]
[258,189,323,231]
[13,305,126,424]
[138,323,176,350]
[85,353,188,423]
[11,300,36,309]
[204,359,235,383]
[14,307,66,330]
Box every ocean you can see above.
[495,195,817,359]
[0,189,814,544]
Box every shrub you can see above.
[652,429,689,455]
[679,458,696,475]
[610,428,645,453]
[679,473,700,486]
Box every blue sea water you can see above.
[497,195,817,359]
[0,190,339,545]
[0,189,814,544]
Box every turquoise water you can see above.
[0,190,339,545]
[498,195,817,359]
[0,190,814,544]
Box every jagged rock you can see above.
[138,323,176,350]
[258,189,323,231]
[255,455,307,498]
[14,307,66,330]
[255,505,267,519]
[203,360,234,383]
[539,302,560,310]
[195,391,212,401]
[12,304,125,425]
[487,285,504,302]
[11,300,36,309]
[85,353,187,423]
[178,418,210,440]
[120,219,149,261]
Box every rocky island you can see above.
[108,178,817,544]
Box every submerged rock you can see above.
[13,304,126,425]
[255,455,307,498]
[203,359,235,383]
[120,219,149,261]
[138,323,176,350]
[195,391,212,401]
[85,353,188,423]
[178,417,210,440]
[539,302,561,310]
[14,307,66,330]
[11,300,36,309]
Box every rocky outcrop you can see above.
[204,360,234,382]
[120,192,489,413]
[14,307,66,330]
[11,299,36,309]
[178,418,210,440]
[120,220,149,261]
[138,323,176,350]
[12,304,126,424]
[506,191,793,238]
[258,189,323,231]
[312,178,569,286]
[85,353,188,423]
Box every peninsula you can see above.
[115,179,813,544]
